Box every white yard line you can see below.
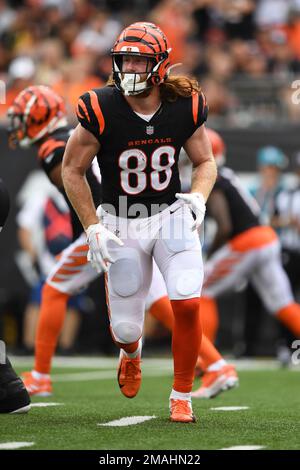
[211,406,249,411]
[221,445,265,450]
[52,366,172,382]
[98,416,156,427]
[30,403,63,407]
[10,356,300,371]
[0,442,35,450]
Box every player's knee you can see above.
[112,321,142,344]
[110,257,141,297]
[172,297,200,318]
[174,269,203,297]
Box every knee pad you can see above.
[112,321,142,344]
[166,269,202,298]
[109,251,141,297]
[176,269,202,296]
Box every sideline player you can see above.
[62,22,217,422]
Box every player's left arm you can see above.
[183,125,217,202]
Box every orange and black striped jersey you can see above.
[37,127,102,239]
[76,86,208,217]
[212,167,260,238]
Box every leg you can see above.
[23,233,100,395]
[251,241,300,337]
[105,242,153,398]
[147,259,239,399]
[154,204,203,422]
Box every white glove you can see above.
[85,223,124,273]
[175,192,206,231]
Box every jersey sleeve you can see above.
[191,91,208,130]
[76,90,105,142]
[38,140,66,177]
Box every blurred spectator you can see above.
[0,0,16,36]
[52,55,103,118]
[0,56,36,121]
[252,146,287,225]
[255,0,294,28]
[72,10,121,56]
[35,38,65,85]
[0,1,299,128]
[272,153,300,292]
[150,0,194,63]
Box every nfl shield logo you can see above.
[146,125,154,135]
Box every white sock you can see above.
[170,389,191,403]
[32,370,50,380]
[123,338,142,359]
[207,359,227,372]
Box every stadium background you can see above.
[0,0,300,358]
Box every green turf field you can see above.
[1,358,299,450]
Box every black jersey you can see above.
[37,127,102,240]
[0,178,10,231]
[76,86,208,217]
[212,167,260,237]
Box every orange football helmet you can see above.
[7,85,67,148]
[206,128,226,166]
[111,22,172,95]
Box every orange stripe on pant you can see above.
[230,226,278,252]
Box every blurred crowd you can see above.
[1,0,300,125]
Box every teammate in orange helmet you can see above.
[191,128,300,398]
[62,21,217,423]
[8,85,102,396]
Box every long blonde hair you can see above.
[106,74,201,102]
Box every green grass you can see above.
[1,362,300,450]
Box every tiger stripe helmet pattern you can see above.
[7,85,67,148]
[111,22,172,95]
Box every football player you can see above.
[8,86,226,408]
[191,129,300,397]
[8,86,102,395]
[62,22,217,422]
[0,177,31,413]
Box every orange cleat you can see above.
[191,364,239,399]
[117,353,141,399]
[21,371,52,397]
[170,399,196,423]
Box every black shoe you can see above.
[0,356,31,413]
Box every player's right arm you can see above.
[62,123,100,230]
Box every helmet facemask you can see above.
[112,52,162,96]
[111,22,172,96]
